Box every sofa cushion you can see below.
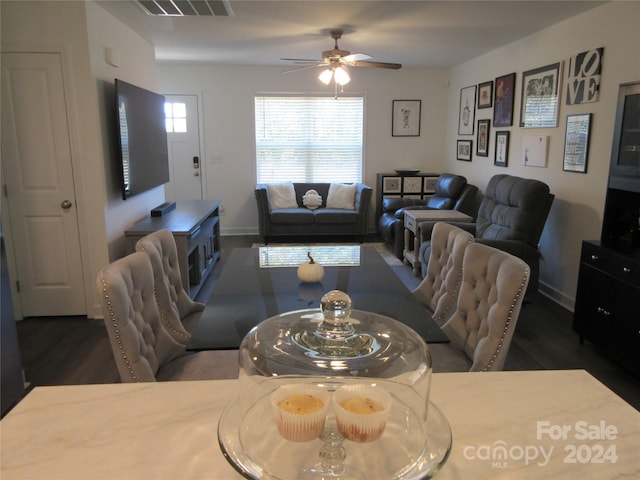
[268,182,298,209]
[314,209,358,224]
[271,209,314,224]
[327,183,356,209]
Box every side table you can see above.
[404,210,472,276]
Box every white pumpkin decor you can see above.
[297,252,325,283]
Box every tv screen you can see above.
[115,79,170,200]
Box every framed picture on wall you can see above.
[476,119,491,156]
[493,72,516,127]
[563,113,592,173]
[457,139,473,161]
[494,131,510,167]
[392,100,421,136]
[478,81,493,109]
[458,86,476,135]
[519,62,562,128]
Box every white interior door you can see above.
[164,94,203,201]
[1,52,85,316]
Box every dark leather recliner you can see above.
[378,173,480,259]
[417,174,554,294]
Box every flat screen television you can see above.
[114,79,170,200]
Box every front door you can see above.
[164,94,203,201]
[1,52,85,316]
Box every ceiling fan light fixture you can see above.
[334,66,350,85]
[319,69,333,85]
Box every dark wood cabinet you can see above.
[573,242,640,377]
[125,200,221,300]
[574,81,640,378]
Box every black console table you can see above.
[125,199,221,300]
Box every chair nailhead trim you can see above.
[154,290,189,340]
[100,273,139,382]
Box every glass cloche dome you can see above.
[218,290,452,480]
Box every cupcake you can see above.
[333,384,392,442]
[271,384,330,442]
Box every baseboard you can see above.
[538,281,575,312]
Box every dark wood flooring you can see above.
[15,235,640,411]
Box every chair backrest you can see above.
[425,174,468,210]
[476,174,554,247]
[96,252,186,382]
[412,222,474,326]
[441,242,530,371]
[135,229,199,344]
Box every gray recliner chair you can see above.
[418,174,554,294]
[378,173,480,259]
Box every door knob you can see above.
[61,200,73,210]
[194,171,200,176]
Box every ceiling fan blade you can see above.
[352,60,402,70]
[281,57,324,64]
[342,53,372,62]
[281,64,326,73]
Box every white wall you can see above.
[444,1,640,308]
[156,64,450,234]
[85,1,164,261]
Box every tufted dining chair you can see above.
[96,252,237,382]
[429,242,530,372]
[411,222,474,327]
[135,229,204,342]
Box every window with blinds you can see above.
[255,95,364,183]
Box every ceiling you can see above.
[96,0,607,68]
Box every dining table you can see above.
[188,245,449,350]
[1,369,638,479]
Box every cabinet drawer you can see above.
[580,242,611,270]
[404,215,416,231]
[610,256,640,287]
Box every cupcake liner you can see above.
[271,384,330,442]
[333,384,392,442]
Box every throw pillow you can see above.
[267,182,298,209]
[326,183,357,210]
[302,189,323,210]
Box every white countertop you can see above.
[1,370,638,479]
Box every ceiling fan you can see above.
[282,29,401,91]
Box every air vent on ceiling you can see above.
[136,0,233,17]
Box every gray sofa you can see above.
[255,182,372,243]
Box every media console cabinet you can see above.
[573,82,640,378]
[125,199,221,300]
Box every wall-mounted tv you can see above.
[114,79,170,200]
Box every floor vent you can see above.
[136,0,233,17]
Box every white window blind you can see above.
[255,95,363,183]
